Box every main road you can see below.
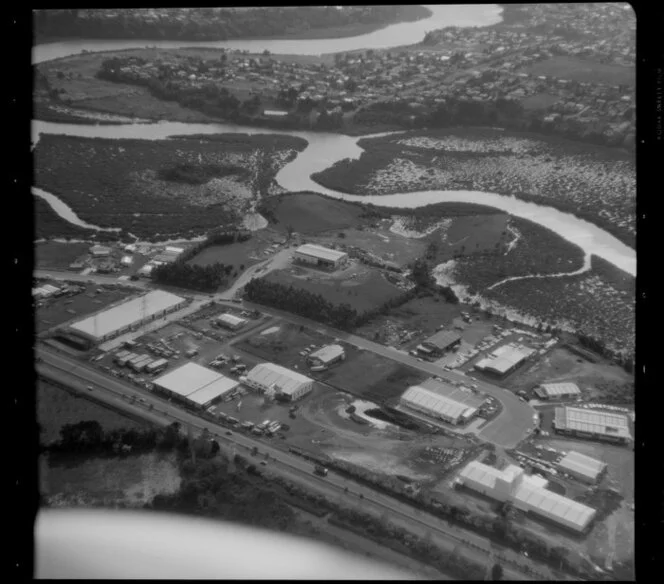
[37,345,564,581]
[35,266,536,448]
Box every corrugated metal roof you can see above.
[458,460,504,490]
[401,386,474,421]
[295,243,348,263]
[475,343,535,374]
[557,451,607,480]
[418,378,486,409]
[69,290,185,340]
[216,313,247,326]
[539,382,581,397]
[555,407,632,440]
[187,376,239,405]
[424,329,461,350]
[154,362,228,397]
[309,344,345,364]
[514,477,596,531]
[246,362,312,396]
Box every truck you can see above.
[314,465,328,477]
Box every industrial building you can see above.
[153,362,239,408]
[66,290,186,344]
[244,362,314,402]
[90,245,112,257]
[534,382,581,400]
[457,460,597,533]
[400,378,486,426]
[553,406,632,444]
[293,243,348,270]
[308,344,346,367]
[474,343,536,376]
[556,451,607,484]
[418,330,462,356]
[214,313,247,331]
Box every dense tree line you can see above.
[158,162,250,185]
[152,262,232,292]
[34,6,430,43]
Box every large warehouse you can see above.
[556,451,607,484]
[474,343,536,377]
[553,406,632,444]
[400,378,486,425]
[534,382,581,400]
[244,362,314,402]
[457,460,597,533]
[308,344,345,367]
[153,362,239,408]
[67,290,186,344]
[293,244,348,270]
[419,330,462,356]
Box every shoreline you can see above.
[33,6,433,47]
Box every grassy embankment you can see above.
[34,196,120,243]
[33,133,307,241]
[311,127,635,248]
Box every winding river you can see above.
[32,4,636,277]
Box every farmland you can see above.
[38,381,146,446]
[312,127,635,247]
[520,56,635,86]
[33,133,307,240]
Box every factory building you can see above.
[457,460,596,533]
[90,245,112,257]
[293,243,348,270]
[400,378,486,426]
[214,313,247,331]
[553,406,632,445]
[556,451,607,484]
[474,343,536,377]
[153,362,239,409]
[308,344,346,367]
[66,290,186,344]
[244,362,314,402]
[418,330,462,356]
[534,382,581,400]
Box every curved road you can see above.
[37,346,563,581]
[36,267,536,448]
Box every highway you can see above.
[36,268,536,448]
[37,345,561,581]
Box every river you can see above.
[32,5,503,63]
[31,4,636,277]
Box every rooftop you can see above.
[295,243,348,263]
[216,313,247,326]
[401,385,478,421]
[246,362,312,396]
[557,450,607,480]
[554,406,632,440]
[309,344,345,364]
[186,375,239,405]
[424,329,462,350]
[69,291,185,340]
[538,382,581,396]
[475,343,535,374]
[153,362,226,397]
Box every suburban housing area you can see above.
[33,3,636,582]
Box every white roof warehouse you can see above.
[153,362,238,408]
[245,362,314,402]
[556,451,607,483]
[294,243,348,264]
[68,290,186,342]
[458,460,597,533]
[400,378,485,425]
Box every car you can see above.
[260,461,267,466]
[225,431,233,436]
[86,385,93,391]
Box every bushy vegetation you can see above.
[33,134,304,240]
[152,262,233,292]
[157,162,249,185]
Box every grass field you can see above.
[34,134,306,240]
[261,192,366,234]
[45,451,181,508]
[38,381,145,445]
[264,267,404,315]
[521,56,635,86]
[237,322,335,368]
[35,241,91,270]
[186,240,264,269]
[320,348,428,403]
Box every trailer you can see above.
[132,356,153,373]
[146,358,168,375]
